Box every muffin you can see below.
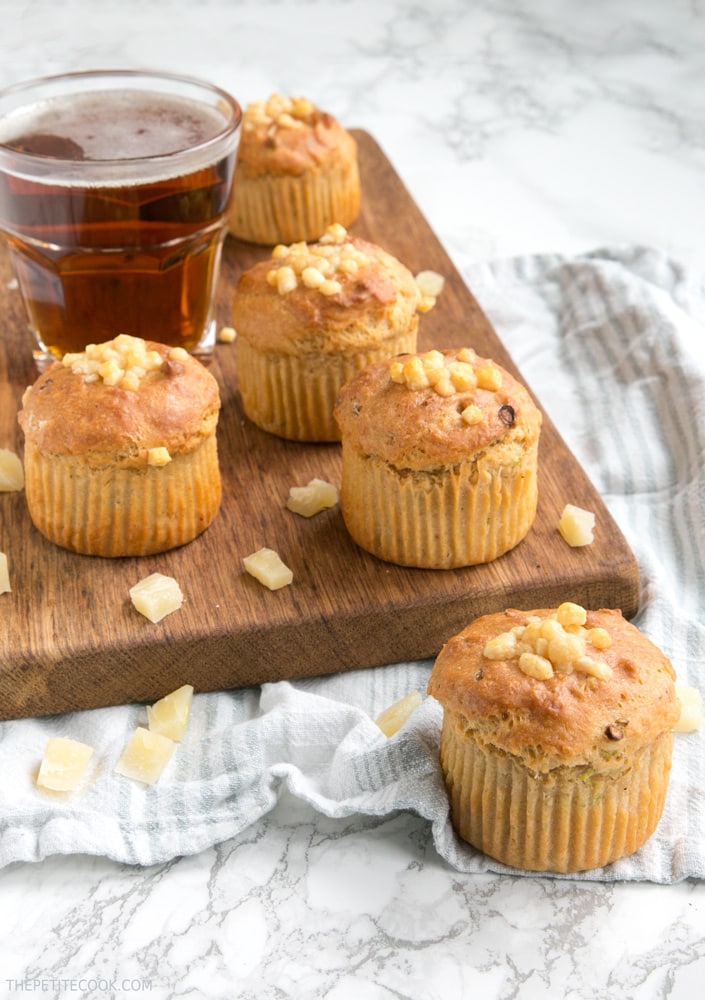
[428,604,680,873]
[228,93,360,245]
[232,224,432,442]
[333,347,541,568]
[18,334,221,557]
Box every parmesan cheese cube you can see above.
[114,727,175,785]
[375,691,423,737]
[0,552,10,594]
[519,651,554,679]
[557,504,595,547]
[286,478,339,517]
[476,365,502,391]
[674,685,703,733]
[147,684,194,741]
[415,270,445,298]
[37,737,94,792]
[243,547,293,590]
[130,572,183,623]
[0,448,24,491]
[461,403,483,426]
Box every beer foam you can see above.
[0,90,239,186]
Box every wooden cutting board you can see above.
[0,130,640,721]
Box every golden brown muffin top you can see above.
[236,93,357,177]
[428,606,680,771]
[333,347,542,469]
[18,335,220,468]
[231,225,425,355]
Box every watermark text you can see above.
[5,979,152,994]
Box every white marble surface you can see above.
[1,1,704,997]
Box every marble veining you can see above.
[2,798,705,998]
[1,0,704,997]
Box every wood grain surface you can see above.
[0,130,640,721]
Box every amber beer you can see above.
[0,71,241,363]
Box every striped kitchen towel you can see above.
[1,246,703,882]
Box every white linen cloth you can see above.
[1,246,703,882]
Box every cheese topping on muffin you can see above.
[390,347,502,400]
[264,225,439,311]
[19,335,220,468]
[265,226,443,313]
[334,348,541,469]
[483,601,613,681]
[266,224,366,297]
[243,93,317,132]
[237,93,356,175]
[62,334,189,391]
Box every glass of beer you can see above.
[0,70,242,366]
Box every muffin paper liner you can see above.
[339,438,539,567]
[230,162,361,245]
[23,436,221,557]
[238,331,417,441]
[440,710,674,873]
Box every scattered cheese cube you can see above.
[674,685,702,733]
[147,684,194,741]
[37,737,94,792]
[415,270,444,311]
[0,552,10,594]
[243,547,293,590]
[0,448,24,491]
[286,478,339,517]
[114,727,175,785]
[217,325,237,343]
[558,504,595,547]
[414,270,445,298]
[375,690,423,737]
[130,572,183,623]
